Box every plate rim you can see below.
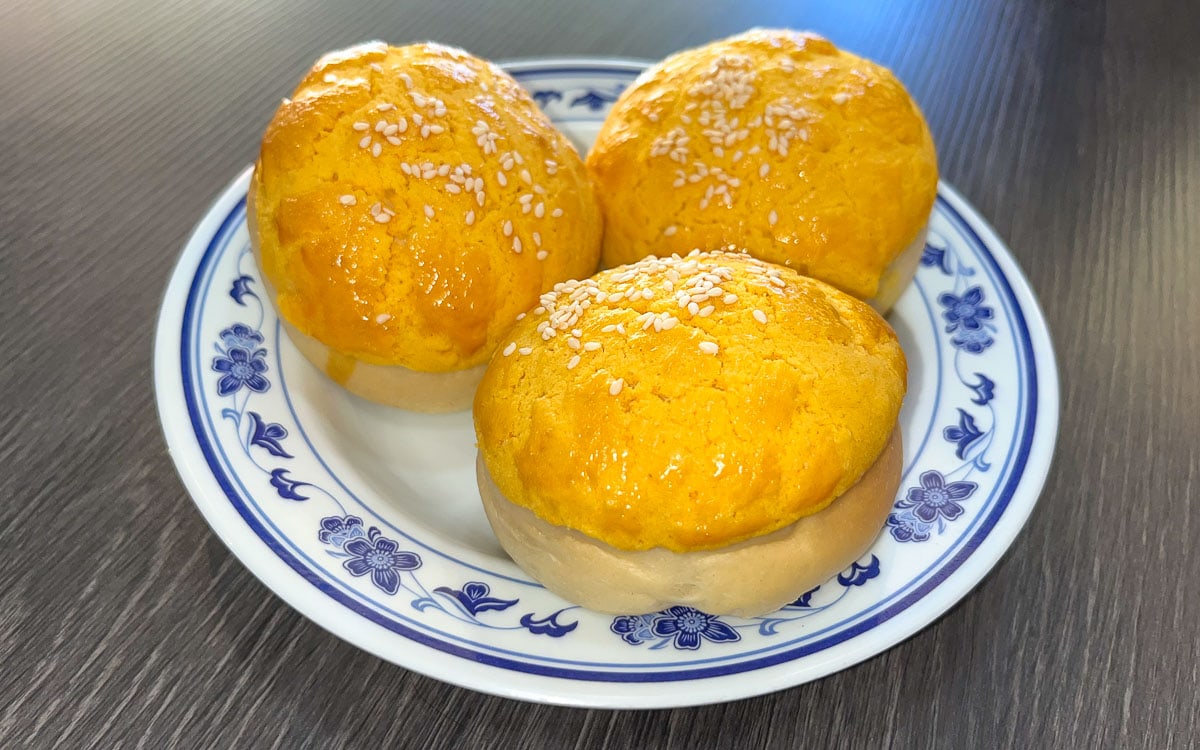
[154,58,1059,708]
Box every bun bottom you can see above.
[247,169,482,413]
[477,428,903,617]
[869,226,928,314]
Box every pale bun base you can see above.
[248,169,483,413]
[869,225,928,314]
[478,427,903,617]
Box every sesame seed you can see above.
[373,213,391,224]
[497,171,507,186]
[723,293,737,304]
[699,341,719,355]
[386,136,402,145]
[503,342,517,356]
[437,163,449,176]
[532,232,541,246]
[609,378,624,396]
[384,124,398,136]
[515,312,526,320]
[377,101,393,110]
[601,324,617,333]
[536,250,548,260]
[376,313,391,323]
[339,194,356,206]
[370,63,385,74]
[358,135,371,149]
[476,192,485,207]
[534,202,545,218]
[503,221,513,237]
[551,208,564,218]
[759,163,770,178]
[518,346,533,356]
[753,309,768,324]
[512,236,522,253]
[567,355,581,370]
[832,92,850,104]
[446,184,462,194]
[424,204,434,218]
[465,210,475,226]
[583,342,601,351]
[699,305,715,317]
[352,121,369,131]
[641,288,654,300]
[567,337,581,350]
[664,225,678,236]
[399,73,413,88]
[371,143,382,157]
[688,302,700,315]
[520,169,532,184]
[420,125,431,138]
[412,113,423,125]
[397,118,408,133]
[375,120,387,132]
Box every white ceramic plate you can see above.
[154,59,1059,708]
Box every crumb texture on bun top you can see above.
[253,42,601,373]
[474,249,907,553]
[588,28,938,300]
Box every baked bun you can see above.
[587,29,937,311]
[250,42,603,411]
[473,249,907,616]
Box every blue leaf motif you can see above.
[790,586,821,608]
[969,373,995,405]
[221,408,240,424]
[230,275,257,305]
[411,597,441,612]
[248,411,293,458]
[944,409,985,460]
[520,609,579,638]
[570,87,622,110]
[434,581,519,615]
[920,242,952,275]
[269,469,310,501]
[530,89,563,108]
[837,555,881,587]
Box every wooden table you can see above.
[3,0,1197,746]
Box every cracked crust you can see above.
[473,249,906,551]
[587,29,937,306]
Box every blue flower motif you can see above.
[897,470,978,523]
[943,409,984,459]
[318,515,365,547]
[343,535,421,595]
[212,347,269,396]
[790,586,820,608]
[219,323,265,352]
[969,373,995,405]
[886,511,933,543]
[269,468,309,500]
[611,613,658,645]
[651,606,740,650]
[952,327,995,354]
[938,286,994,333]
[434,581,519,615]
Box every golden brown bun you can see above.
[250,42,602,410]
[474,249,907,553]
[587,29,938,307]
[478,428,901,616]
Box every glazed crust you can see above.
[473,249,907,551]
[252,41,602,381]
[587,29,937,303]
[478,428,903,617]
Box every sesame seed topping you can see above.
[465,210,475,226]
[398,73,413,88]
[377,101,393,110]
[768,210,778,226]
[424,204,434,218]
[567,337,581,350]
[370,63,385,74]
[699,305,715,317]
[699,341,719,355]
[534,202,545,218]
[371,143,382,157]
[759,163,770,178]
[832,92,850,105]
[567,354,581,370]
[386,136,402,146]
[373,213,391,224]
[503,342,517,356]
[515,312,526,320]
[723,293,737,304]
[664,225,677,236]
[536,250,548,261]
[445,183,462,194]
[519,169,532,184]
[503,221,513,237]
[375,120,387,132]
[376,313,391,323]
[476,191,485,207]
[551,208,564,218]
[339,194,356,206]
[352,121,369,131]
[532,232,541,246]
[358,135,371,149]
[518,346,533,356]
[512,236,522,253]
[609,378,624,396]
[753,309,768,324]
[583,341,601,351]
[497,171,508,186]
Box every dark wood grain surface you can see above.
[3,0,1198,746]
